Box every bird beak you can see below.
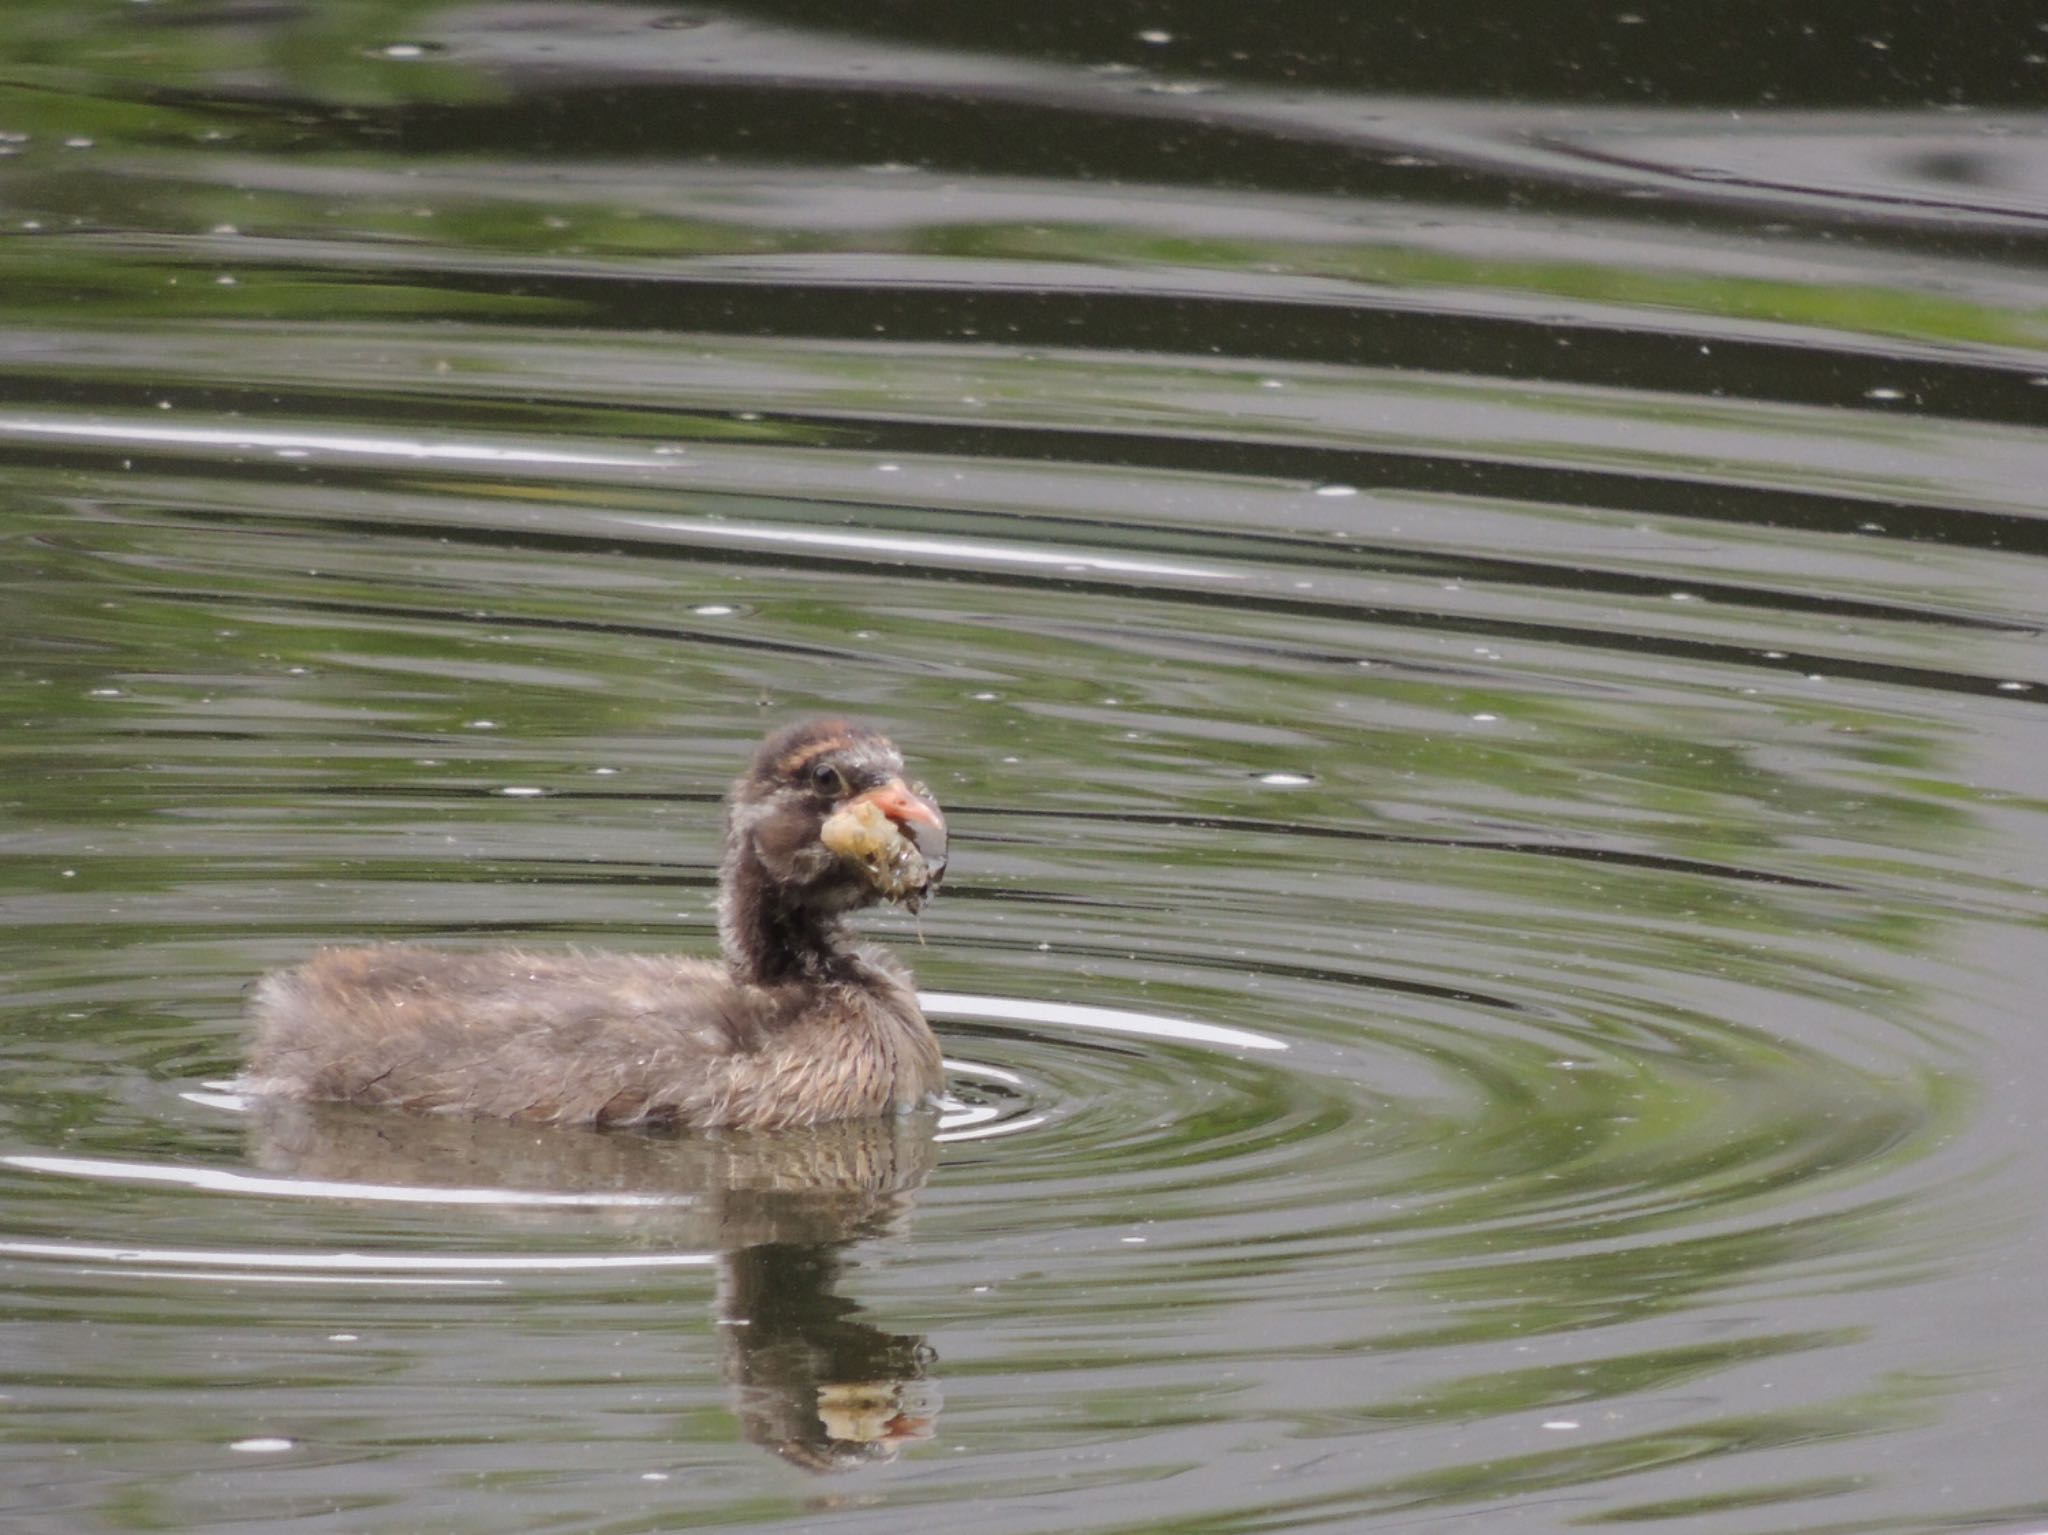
[855,778,948,881]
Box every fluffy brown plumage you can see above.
[244,720,948,1131]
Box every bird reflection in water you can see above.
[247,1098,941,1471]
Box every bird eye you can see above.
[810,761,848,796]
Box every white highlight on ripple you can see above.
[937,1115,1049,1143]
[619,517,1233,581]
[184,1087,250,1112]
[943,1059,1024,1086]
[934,1062,1040,1142]
[935,1096,1003,1134]
[0,416,655,467]
[3,1154,687,1209]
[922,991,1286,1051]
[0,1239,715,1274]
[80,1268,500,1288]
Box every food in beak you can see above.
[820,780,947,911]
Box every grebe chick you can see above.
[244,719,947,1131]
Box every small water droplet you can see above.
[692,603,735,616]
[1864,386,1907,401]
[1256,771,1315,787]
[1136,28,1173,44]
[230,1437,295,1454]
[1313,483,1358,498]
[497,786,546,798]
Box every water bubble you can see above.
[1256,771,1315,787]
[497,786,546,798]
[230,1437,295,1454]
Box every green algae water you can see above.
[3,3,2047,1531]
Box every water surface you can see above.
[3,4,2047,1532]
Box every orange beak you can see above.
[852,778,947,878]
[858,778,941,828]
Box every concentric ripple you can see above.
[3,5,2047,1532]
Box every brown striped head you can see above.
[726,720,946,929]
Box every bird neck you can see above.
[717,843,855,986]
